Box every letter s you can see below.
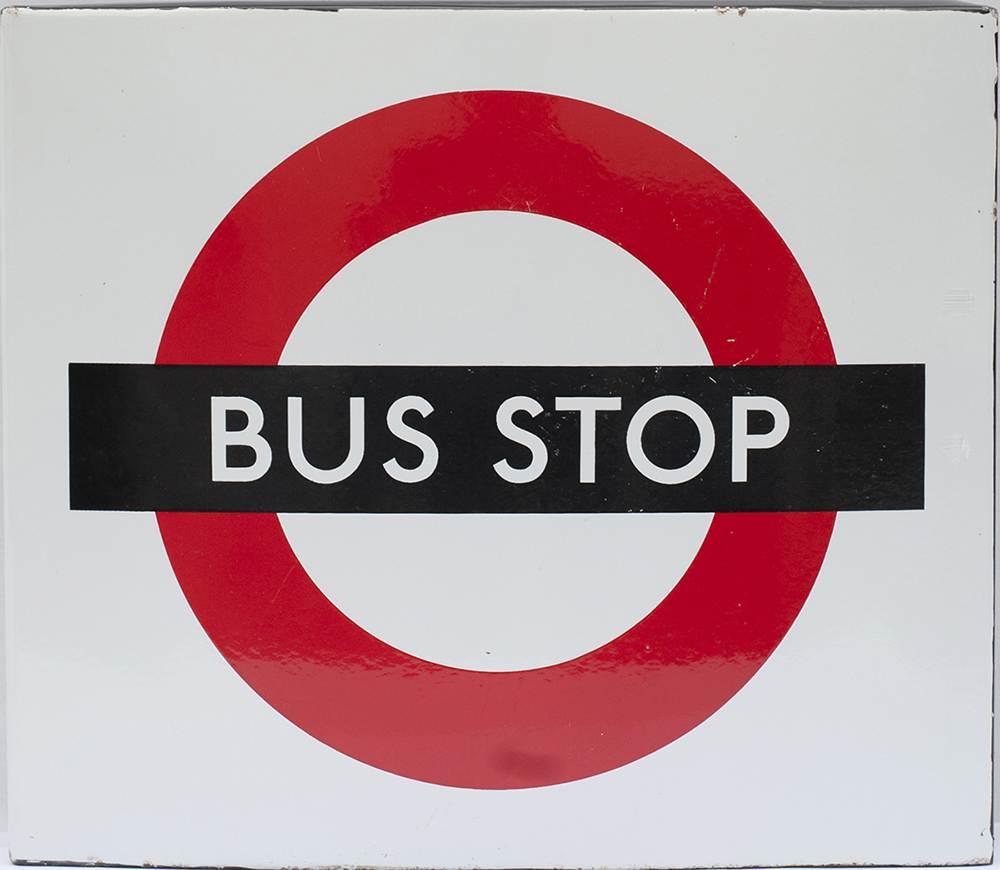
[493,396,548,484]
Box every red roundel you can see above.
[156,91,836,790]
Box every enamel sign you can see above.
[2,7,994,868]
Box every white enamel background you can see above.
[281,212,713,672]
[0,5,996,868]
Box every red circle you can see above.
[156,91,836,789]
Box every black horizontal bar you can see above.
[69,363,923,513]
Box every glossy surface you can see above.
[156,91,836,789]
[4,9,994,865]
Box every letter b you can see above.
[211,396,272,482]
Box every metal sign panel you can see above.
[2,6,995,867]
